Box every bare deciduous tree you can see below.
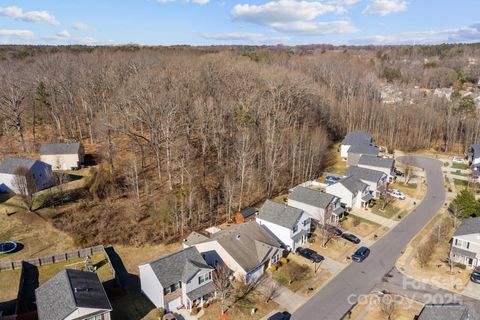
[379,294,397,320]
[13,167,38,212]
[212,263,233,315]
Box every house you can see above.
[347,145,380,167]
[450,217,480,267]
[256,200,310,251]
[358,155,396,180]
[287,186,344,225]
[234,207,257,224]
[415,304,475,320]
[40,142,85,170]
[346,166,388,198]
[340,131,374,159]
[139,247,215,312]
[472,163,480,182]
[469,144,480,165]
[184,221,283,283]
[0,157,53,194]
[35,269,112,320]
[326,176,372,209]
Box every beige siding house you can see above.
[40,142,84,170]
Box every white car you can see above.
[389,189,406,200]
[452,156,466,164]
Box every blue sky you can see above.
[0,0,479,45]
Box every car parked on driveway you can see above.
[341,233,361,244]
[296,247,324,263]
[471,268,480,284]
[352,246,370,262]
[452,156,467,164]
[394,168,404,177]
[268,311,291,320]
[389,189,406,200]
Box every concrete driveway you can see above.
[292,156,447,320]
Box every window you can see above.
[164,286,171,295]
[467,242,470,249]
[86,315,102,320]
[198,272,211,285]
[303,218,310,227]
[293,225,298,233]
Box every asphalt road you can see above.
[292,156,447,320]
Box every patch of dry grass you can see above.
[0,268,21,302]
[341,215,380,238]
[309,232,356,261]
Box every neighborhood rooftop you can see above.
[336,176,368,194]
[346,166,385,182]
[341,131,373,145]
[35,269,111,320]
[347,144,379,155]
[289,186,335,209]
[416,304,473,320]
[453,217,480,237]
[258,200,304,229]
[358,155,394,168]
[40,142,81,155]
[192,220,281,272]
[0,157,39,174]
[146,246,212,288]
[472,144,480,156]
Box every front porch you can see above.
[185,281,216,311]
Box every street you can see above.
[292,156,447,320]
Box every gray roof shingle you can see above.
[191,221,282,273]
[453,217,480,237]
[289,186,336,209]
[147,247,212,288]
[258,200,304,229]
[346,166,386,183]
[0,157,43,174]
[417,304,473,320]
[336,176,368,194]
[358,155,395,169]
[35,269,112,320]
[347,144,379,156]
[341,131,373,146]
[40,143,81,155]
[472,144,480,157]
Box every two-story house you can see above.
[40,142,85,170]
[450,217,480,268]
[340,131,374,159]
[287,186,344,225]
[256,200,311,251]
[347,145,380,167]
[139,247,215,312]
[326,176,372,209]
[35,269,112,320]
[346,166,388,198]
[358,155,396,181]
[183,221,283,284]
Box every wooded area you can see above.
[0,44,479,245]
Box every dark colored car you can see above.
[394,169,404,177]
[352,246,370,262]
[268,311,291,320]
[471,268,480,284]
[296,247,324,263]
[326,176,340,183]
[342,233,361,244]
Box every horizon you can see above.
[0,0,479,46]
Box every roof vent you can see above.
[236,235,241,240]
[74,287,90,293]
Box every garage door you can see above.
[167,297,182,311]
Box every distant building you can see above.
[139,247,215,312]
[257,200,310,251]
[346,166,387,198]
[346,145,380,167]
[340,131,374,159]
[40,142,84,170]
[35,269,112,320]
[357,155,396,181]
[326,176,372,209]
[234,207,257,224]
[0,157,53,194]
[450,217,480,268]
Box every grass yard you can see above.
[309,232,356,261]
[0,268,21,302]
[341,214,381,237]
[371,202,401,219]
[300,270,332,297]
[0,211,76,262]
[394,182,418,198]
[201,290,278,320]
[272,193,288,205]
[451,171,470,177]
[348,295,423,320]
[323,143,347,175]
[272,260,314,292]
[453,178,469,188]
[452,163,470,170]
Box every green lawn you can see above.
[454,179,469,188]
[395,183,418,197]
[451,171,470,177]
[452,163,470,170]
[272,260,313,292]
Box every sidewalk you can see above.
[350,208,397,228]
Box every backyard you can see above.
[323,143,347,175]
[0,268,21,302]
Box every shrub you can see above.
[455,263,467,270]
[280,257,288,265]
[151,308,165,319]
[270,264,277,271]
[384,67,401,82]
[191,306,199,315]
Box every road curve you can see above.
[292,156,446,320]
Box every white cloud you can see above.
[351,23,480,45]
[231,0,357,35]
[363,0,407,16]
[0,6,59,26]
[201,31,289,43]
[0,29,35,40]
[156,0,209,4]
[56,30,71,39]
[73,22,91,31]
